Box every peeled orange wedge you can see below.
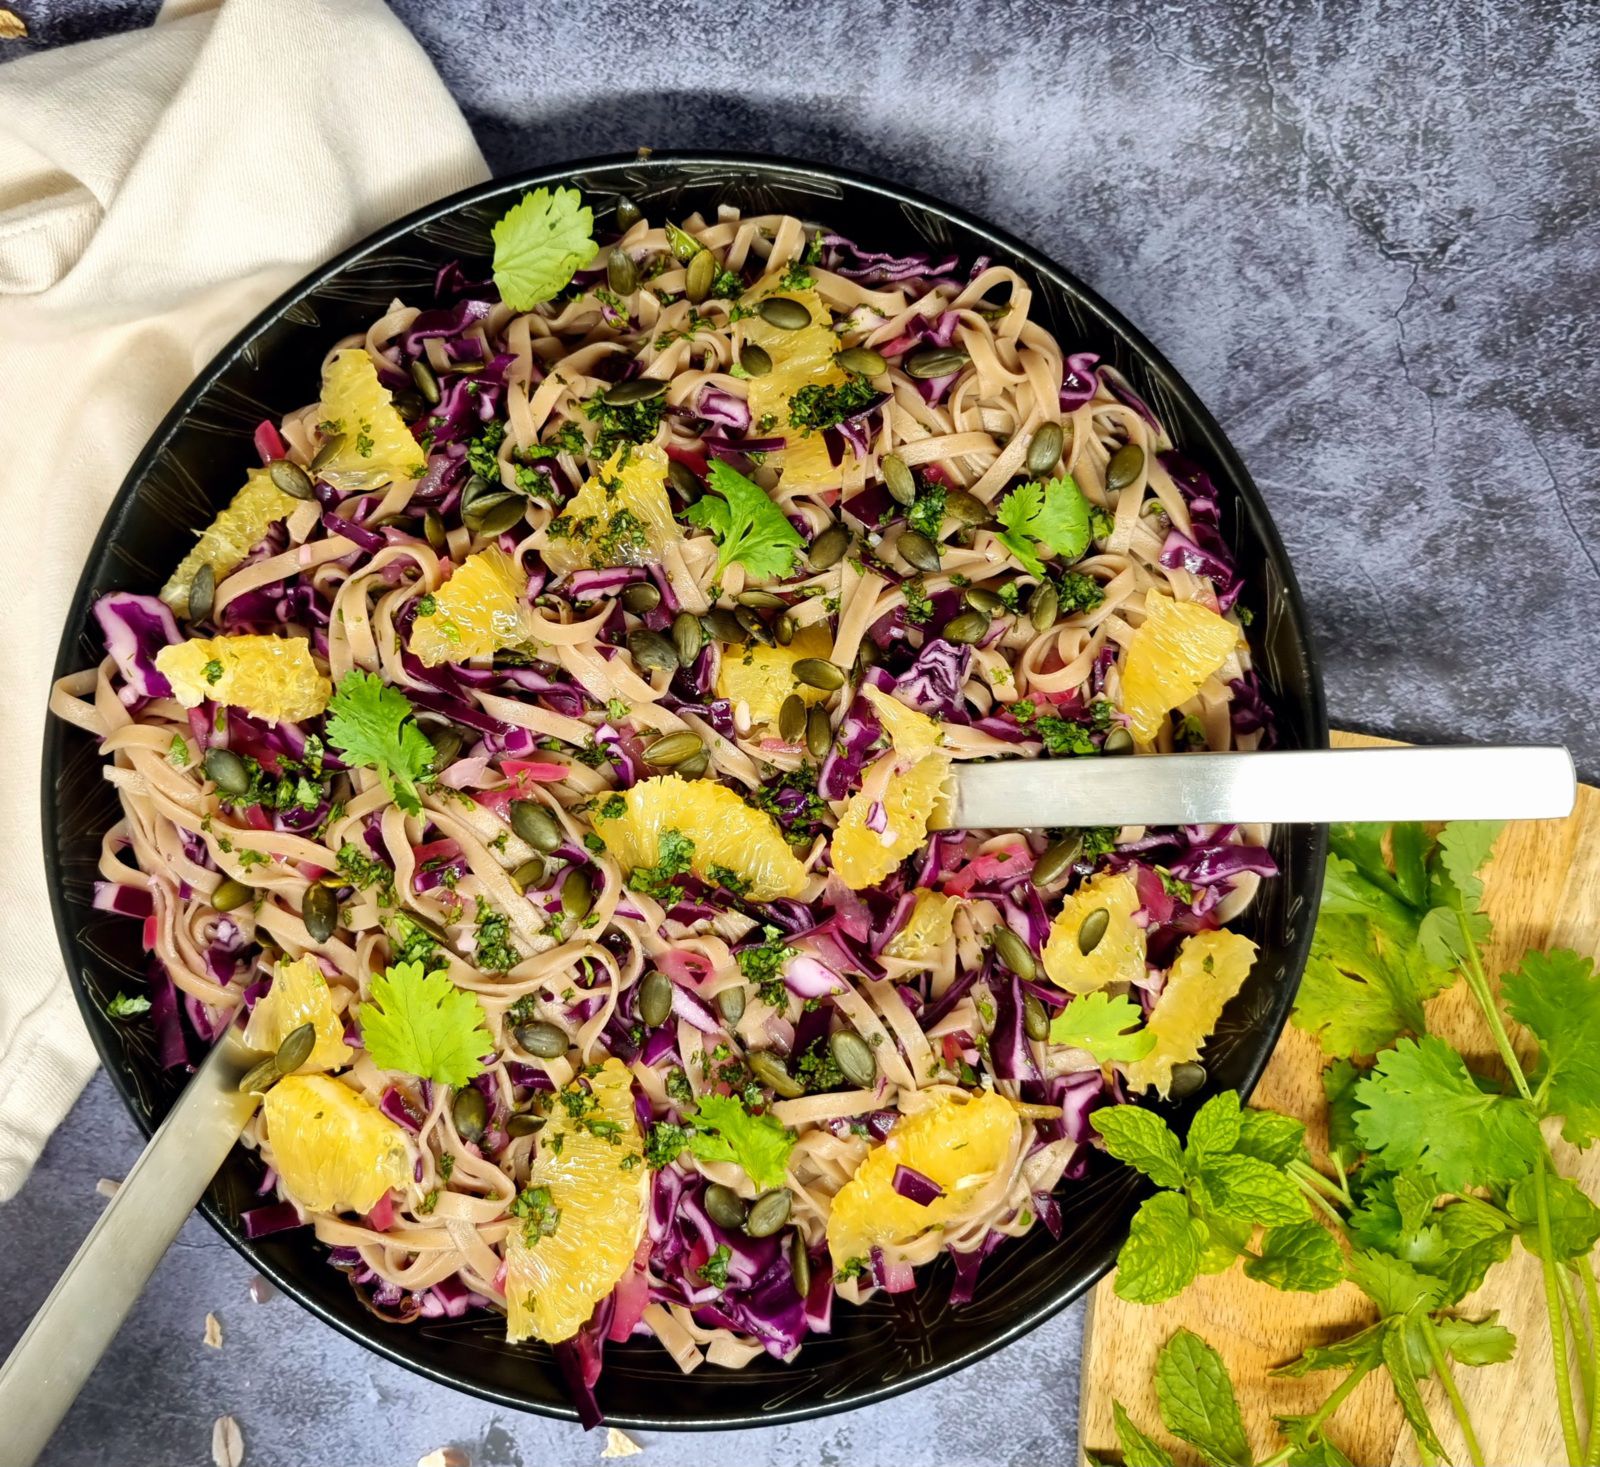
[883,890,957,964]
[742,283,851,492]
[1123,929,1257,1096]
[242,957,353,1073]
[1040,870,1147,994]
[541,443,680,574]
[409,546,533,666]
[160,468,301,615]
[832,754,950,891]
[716,623,834,729]
[315,348,425,489]
[1120,591,1239,748]
[261,1074,412,1215]
[157,634,331,722]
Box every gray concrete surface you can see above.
[4,0,1599,1463]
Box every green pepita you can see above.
[510,799,561,853]
[808,524,850,570]
[881,453,916,506]
[511,855,548,892]
[1103,727,1135,756]
[515,1020,569,1060]
[1029,582,1060,633]
[302,883,339,944]
[672,609,704,666]
[268,458,316,501]
[628,628,681,674]
[275,1022,316,1077]
[1077,906,1111,955]
[735,607,773,647]
[1168,1062,1208,1098]
[737,589,787,609]
[745,1189,793,1238]
[604,377,667,406]
[1107,442,1145,491]
[992,926,1037,982]
[943,490,989,526]
[904,346,970,379]
[836,346,887,376]
[643,731,705,768]
[506,1112,544,1138]
[187,562,215,623]
[705,1183,749,1229]
[561,867,594,923]
[667,458,701,496]
[705,608,746,644]
[310,432,345,471]
[621,581,662,614]
[1031,837,1082,889]
[775,613,796,646]
[430,726,463,771]
[963,587,1005,615]
[677,749,710,778]
[452,1086,488,1144]
[639,970,674,1028]
[204,747,250,796]
[749,1050,805,1098]
[409,358,441,407]
[739,343,773,376]
[685,249,716,304]
[716,985,747,1026]
[790,1233,811,1297]
[1023,994,1050,1043]
[779,693,807,744]
[942,610,991,645]
[465,492,526,537]
[424,509,447,551]
[237,1056,283,1096]
[805,704,832,761]
[1026,422,1064,476]
[792,658,845,692]
[607,247,638,296]
[829,1030,877,1088]
[757,296,811,331]
[898,529,941,573]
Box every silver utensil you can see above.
[935,744,1577,829]
[0,1027,262,1466]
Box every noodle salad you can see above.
[51,186,1279,1423]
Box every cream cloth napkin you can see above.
[0,0,488,1199]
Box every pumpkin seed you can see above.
[667,458,701,496]
[511,855,548,892]
[607,247,638,296]
[310,432,345,471]
[790,1233,812,1297]
[881,453,916,506]
[515,1020,569,1059]
[621,581,661,614]
[904,346,970,379]
[671,609,703,665]
[643,731,705,768]
[779,693,807,743]
[424,509,447,551]
[1031,837,1082,889]
[944,489,989,526]
[717,985,747,1025]
[1023,994,1050,1043]
[561,867,594,923]
[275,1022,316,1077]
[460,474,494,510]
[1168,1061,1208,1098]
[992,926,1037,982]
[739,343,773,376]
[303,883,339,943]
[792,658,845,691]
[749,1050,805,1098]
[746,1189,793,1237]
[628,628,681,674]
[705,608,746,644]
[829,1030,877,1088]
[963,587,1004,615]
[506,1112,544,1138]
[836,346,887,376]
[268,458,316,501]
[465,492,526,537]
[854,638,879,671]
[808,523,850,570]
[187,562,215,623]
[775,613,796,646]
[685,249,716,303]
[735,607,773,646]
[510,800,561,852]
[639,970,673,1027]
[1103,727,1135,755]
[1107,442,1145,491]
[1077,906,1111,955]
[758,296,811,331]
[898,529,941,573]
[204,747,250,796]
[1029,582,1060,633]
[615,196,642,230]
[237,1057,282,1095]
[737,589,787,609]
[430,726,463,770]
[392,391,426,423]
[943,610,991,645]
[408,358,441,406]
[452,1086,488,1143]
[1026,422,1064,476]
[705,1183,748,1229]
[666,220,700,261]
[677,749,710,778]
[604,377,667,406]
[805,705,832,760]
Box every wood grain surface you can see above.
[1079,731,1597,1466]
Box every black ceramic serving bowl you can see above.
[42,153,1328,1430]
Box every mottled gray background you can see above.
[4,0,1597,1463]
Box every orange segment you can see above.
[409,546,533,666]
[592,774,807,901]
[1120,592,1240,747]
[160,468,301,614]
[832,753,951,891]
[1040,870,1146,994]
[261,1074,412,1215]
[716,623,834,728]
[884,890,957,964]
[505,1058,647,1343]
[316,348,425,490]
[857,684,941,763]
[242,957,353,1072]
[826,1088,1018,1268]
[743,282,849,493]
[156,634,331,722]
[1123,930,1257,1096]
[541,443,680,575]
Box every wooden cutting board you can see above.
[1079,730,1600,1466]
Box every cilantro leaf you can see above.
[685,1091,795,1190]
[1243,1221,1343,1292]
[1429,1314,1517,1368]
[1270,1320,1388,1378]
[1115,1192,1200,1303]
[1275,1416,1356,1467]
[1112,1402,1176,1467]
[1347,1249,1447,1317]
[491,187,599,311]
[1153,1328,1252,1467]
[1502,948,1600,1145]
[1380,1320,1447,1464]
[325,670,435,815]
[1047,991,1155,1063]
[105,992,152,1018]
[357,961,492,1087]
[994,475,1092,576]
[684,459,804,580]
[1417,819,1503,970]
[1094,1106,1185,1191]
[1507,1171,1600,1261]
[1192,1153,1308,1226]
[1184,1091,1242,1162]
[1322,1058,1364,1167]
[1353,1036,1541,1192]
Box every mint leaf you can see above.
[1193,1153,1308,1226]
[1094,1106,1185,1191]
[1244,1221,1344,1292]
[1502,948,1600,1146]
[1153,1329,1252,1467]
[684,459,805,580]
[1113,1402,1176,1467]
[1115,1192,1200,1303]
[994,474,1091,576]
[1507,1172,1600,1261]
[491,187,599,310]
[1184,1091,1242,1163]
[1194,1211,1253,1274]
[1048,991,1156,1063]
[1235,1109,1307,1169]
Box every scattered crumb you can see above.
[248,1274,277,1305]
[95,1177,122,1199]
[600,1428,642,1459]
[417,1450,468,1467]
[211,1414,245,1467]
[203,1312,224,1349]
[0,9,26,40]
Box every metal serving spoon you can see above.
[0,742,1575,1463]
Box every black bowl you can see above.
[42,153,1327,1430]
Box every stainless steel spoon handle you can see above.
[937,744,1577,830]
[0,1030,260,1466]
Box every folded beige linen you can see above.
[0,0,488,1199]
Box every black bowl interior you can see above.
[43,153,1328,1430]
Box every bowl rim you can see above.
[42,149,1329,1431]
